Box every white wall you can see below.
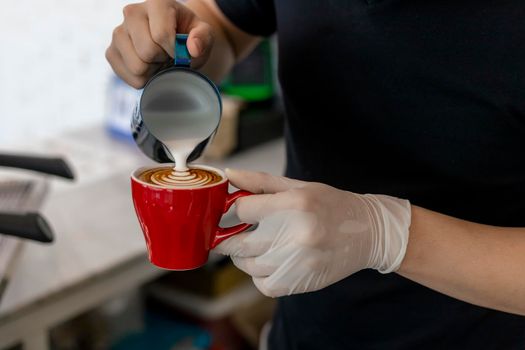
[0,0,131,146]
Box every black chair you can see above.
[0,154,74,243]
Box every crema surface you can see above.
[139,167,222,188]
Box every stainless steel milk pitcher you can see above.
[131,34,222,163]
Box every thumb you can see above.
[187,21,214,68]
[225,168,304,194]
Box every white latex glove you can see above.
[214,169,412,297]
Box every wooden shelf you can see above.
[147,281,262,321]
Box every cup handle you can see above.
[211,190,253,249]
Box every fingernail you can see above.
[192,38,202,56]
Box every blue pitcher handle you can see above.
[175,34,191,67]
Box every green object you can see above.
[221,39,274,101]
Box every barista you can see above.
[106,0,525,348]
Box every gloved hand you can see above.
[214,169,412,297]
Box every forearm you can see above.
[398,205,525,315]
[186,0,260,82]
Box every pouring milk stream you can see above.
[132,34,222,185]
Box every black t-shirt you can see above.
[216,0,525,349]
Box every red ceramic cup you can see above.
[131,165,252,270]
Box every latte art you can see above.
[139,167,222,188]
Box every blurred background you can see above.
[0,1,284,349]
[0,0,129,145]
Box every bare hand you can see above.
[106,0,214,88]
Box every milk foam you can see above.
[140,70,220,172]
[141,167,222,188]
[151,169,213,187]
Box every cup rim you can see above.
[131,164,227,190]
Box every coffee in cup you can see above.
[139,166,222,188]
[131,164,252,270]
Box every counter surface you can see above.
[0,126,284,320]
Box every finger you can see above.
[146,0,177,57]
[254,269,296,298]
[187,21,213,68]
[106,44,154,89]
[113,26,151,76]
[213,225,274,257]
[263,247,326,296]
[225,168,305,194]
[252,277,288,298]
[235,193,275,223]
[213,232,250,256]
[231,242,299,277]
[235,192,301,223]
[252,277,270,296]
[124,3,169,63]
[231,256,275,278]
[187,21,212,57]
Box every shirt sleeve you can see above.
[215,0,276,37]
